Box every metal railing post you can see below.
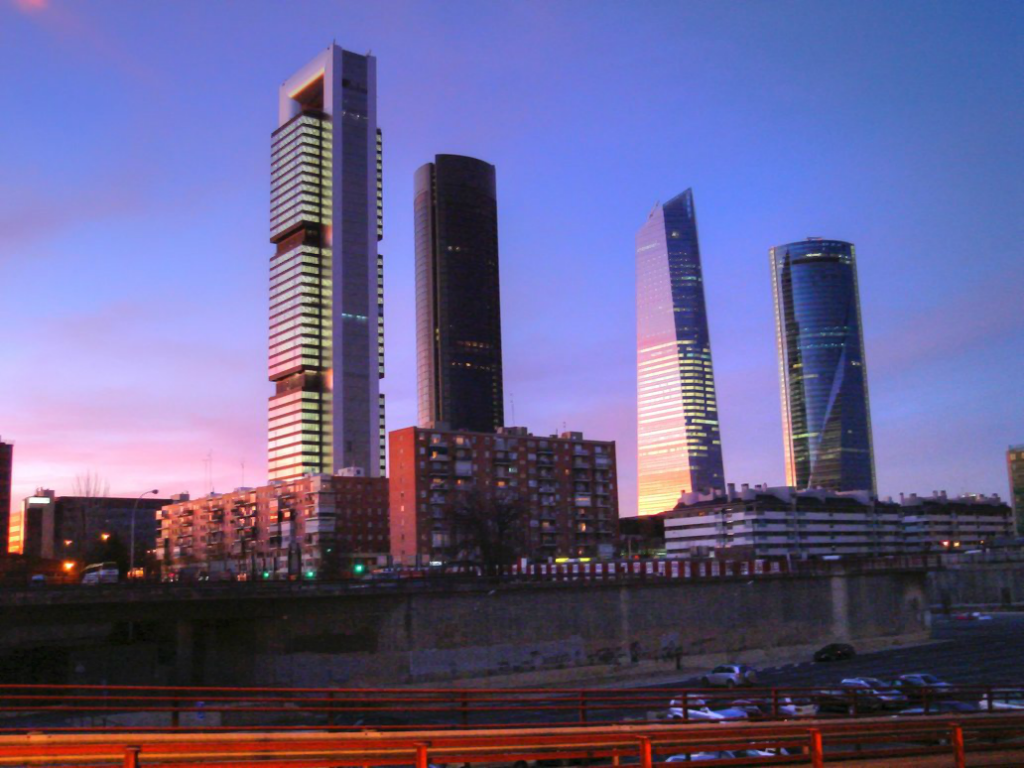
[171,696,179,729]
[416,742,430,768]
[808,728,824,768]
[682,692,689,723]
[579,691,588,724]
[637,736,652,768]
[923,688,931,715]
[950,724,966,768]
[772,689,779,719]
[123,746,141,768]
[987,685,994,713]
[460,691,469,727]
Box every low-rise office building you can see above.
[664,484,1013,558]
[389,426,619,566]
[8,489,171,565]
[156,473,389,579]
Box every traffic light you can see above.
[352,563,365,575]
[261,570,270,579]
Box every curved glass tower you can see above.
[415,155,503,433]
[636,189,725,516]
[770,238,876,493]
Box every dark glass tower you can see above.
[415,155,504,433]
[636,189,725,515]
[770,238,876,493]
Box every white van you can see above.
[81,562,120,585]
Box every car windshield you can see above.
[712,666,733,673]
[919,675,941,684]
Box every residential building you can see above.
[0,438,10,555]
[415,155,504,433]
[901,491,1014,552]
[664,484,1013,558]
[1008,445,1024,534]
[389,426,618,566]
[268,44,386,483]
[636,189,725,516]
[770,238,876,493]
[155,474,389,579]
[7,490,171,563]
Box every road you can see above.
[665,614,1024,690]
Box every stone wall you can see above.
[199,570,930,686]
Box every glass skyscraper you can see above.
[415,155,504,433]
[636,189,725,516]
[770,238,875,493]
[268,45,385,482]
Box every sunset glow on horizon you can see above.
[1,0,1021,517]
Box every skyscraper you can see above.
[636,189,725,516]
[268,44,385,482]
[415,155,504,433]
[0,438,11,555]
[1007,445,1024,534]
[770,238,876,493]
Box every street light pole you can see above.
[129,489,159,578]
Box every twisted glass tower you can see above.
[636,189,725,516]
[268,45,385,482]
[770,238,876,493]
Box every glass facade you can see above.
[770,238,876,493]
[636,189,725,516]
[268,46,384,482]
[1007,445,1024,534]
[415,155,504,433]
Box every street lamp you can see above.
[130,489,159,578]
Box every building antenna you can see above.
[510,392,515,426]
[241,459,246,489]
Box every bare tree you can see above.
[68,471,111,559]
[451,488,528,577]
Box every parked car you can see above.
[979,690,1024,711]
[81,562,119,585]
[840,678,909,709]
[892,674,953,701]
[813,643,856,662]
[816,686,883,715]
[953,611,992,621]
[668,698,749,722]
[778,696,819,718]
[699,664,758,688]
[667,750,774,762]
[898,701,981,716]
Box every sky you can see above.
[1,0,1021,517]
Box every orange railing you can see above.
[0,682,1020,733]
[0,715,1023,766]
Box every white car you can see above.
[699,665,758,688]
[667,750,774,762]
[81,561,119,585]
[980,691,1024,711]
[778,696,818,717]
[668,699,749,722]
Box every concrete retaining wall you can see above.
[200,570,930,687]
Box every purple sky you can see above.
[1,0,1021,517]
